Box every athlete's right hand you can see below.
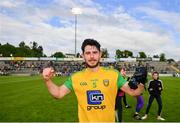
[42,67,55,81]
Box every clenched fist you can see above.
[42,67,55,81]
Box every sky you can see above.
[0,0,180,60]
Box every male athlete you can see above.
[42,39,144,122]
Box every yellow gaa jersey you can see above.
[64,67,126,122]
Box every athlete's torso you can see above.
[69,67,126,122]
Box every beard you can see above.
[85,59,100,68]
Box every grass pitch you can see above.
[0,75,179,122]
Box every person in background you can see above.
[133,65,147,120]
[133,95,144,120]
[115,67,131,122]
[141,71,165,121]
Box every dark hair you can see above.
[119,67,126,71]
[81,39,101,53]
[152,71,159,75]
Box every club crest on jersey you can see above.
[103,79,109,86]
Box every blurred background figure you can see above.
[115,67,131,122]
[141,71,165,121]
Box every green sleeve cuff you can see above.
[64,76,73,91]
[117,72,127,88]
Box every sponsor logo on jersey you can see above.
[87,90,104,105]
[80,82,87,86]
[87,105,106,111]
[86,90,106,111]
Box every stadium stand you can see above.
[0,57,179,76]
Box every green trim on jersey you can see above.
[64,76,73,91]
[64,70,85,91]
[117,72,126,88]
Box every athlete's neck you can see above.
[88,66,100,72]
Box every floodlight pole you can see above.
[71,7,82,57]
[74,14,77,57]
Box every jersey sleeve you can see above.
[64,76,73,91]
[117,72,127,88]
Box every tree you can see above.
[15,45,34,57]
[0,41,45,57]
[30,41,44,57]
[153,54,159,58]
[101,48,109,58]
[19,41,25,48]
[167,58,175,63]
[76,53,81,58]
[51,52,65,58]
[124,50,133,58]
[160,53,166,61]
[139,52,147,58]
[37,46,43,56]
[116,49,123,58]
[32,41,38,50]
[14,47,28,57]
[116,49,133,58]
[0,43,16,57]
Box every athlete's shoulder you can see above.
[101,66,117,71]
[101,66,119,74]
[71,68,86,78]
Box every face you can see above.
[120,68,126,77]
[152,73,159,80]
[82,45,101,68]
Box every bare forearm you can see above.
[42,67,70,99]
[131,84,144,96]
[45,80,70,99]
[45,79,61,99]
[121,82,144,96]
